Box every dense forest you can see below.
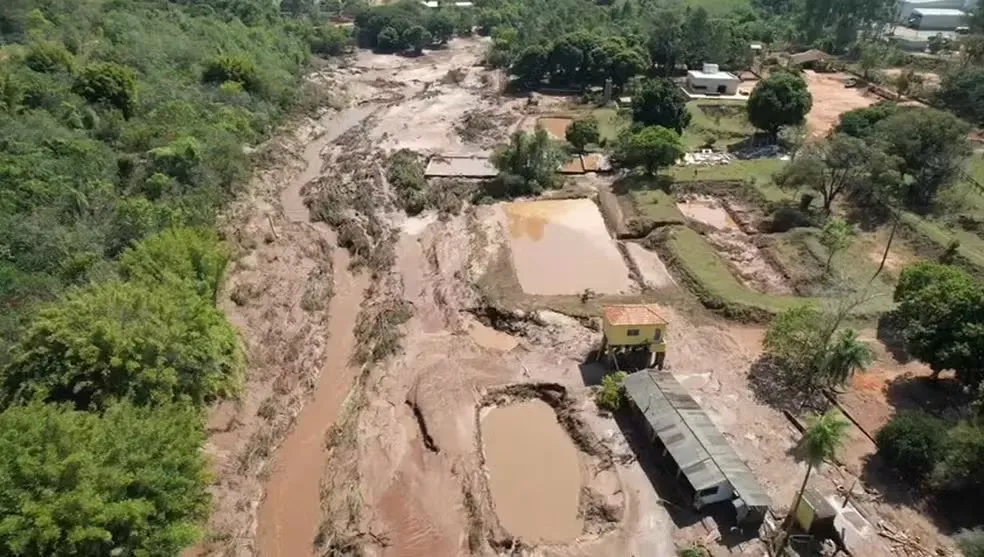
[0,0,340,554]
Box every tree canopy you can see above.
[747,71,812,136]
[871,108,971,210]
[891,262,984,389]
[0,401,210,557]
[565,117,600,153]
[2,280,244,411]
[490,127,566,196]
[611,126,684,176]
[631,78,691,133]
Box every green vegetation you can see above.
[876,411,950,483]
[764,304,873,390]
[565,116,599,153]
[489,127,566,198]
[595,371,627,411]
[657,226,891,320]
[891,263,984,387]
[355,2,473,53]
[667,160,787,199]
[0,0,351,553]
[0,401,210,556]
[746,71,812,137]
[777,409,850,554]
[632,78,691,134]
[612,126,684,176]
[631,189,686,225]
[681,101,754,150]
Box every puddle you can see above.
[537,117,574,140]
[467,320,519,352]
[676,195,739,231]
[481,399,583,544]
[504,199,632,295]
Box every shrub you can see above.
[957,529,984,557]
[595,371,627,411]
[24,40,74,73]
[203,54,262,94]
[120,227,229,302]
[72,62,137,117]
[1,280,244,410]
[0,401,209,556]
[876,411,949,483]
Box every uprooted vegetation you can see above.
[387,150,477,217]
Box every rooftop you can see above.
[911,7,967,14]
[603,304,667,326]
[789,48,829,63]
[623,370,771,509]
[424,155,496,178]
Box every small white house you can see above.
[686,63,741,95]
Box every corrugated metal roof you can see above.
[623,370,771,509]
[603,304,667,326]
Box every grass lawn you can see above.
[681,100,754,150]
[593,107,629,143]
[668,159,789,202]
[631,189,686,223]
[665,226,893,318]
[770,228,900,302]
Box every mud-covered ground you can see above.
[193,37,958,557]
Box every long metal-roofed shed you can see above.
[622,370,771,527]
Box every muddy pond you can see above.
[505,199,632,296]
[481,399,583,544]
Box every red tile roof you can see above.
[603,304,667,326]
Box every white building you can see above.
[897,0,972,22]
[685,63,741,96]
[907,7,968,29]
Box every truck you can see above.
[906,7,968,30]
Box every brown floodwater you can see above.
[504,199,632,296]
[255,240,369,557]
[481,399,583,544]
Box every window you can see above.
[698,486,719,497]
[626,329,640,337]
[653,329,662,342]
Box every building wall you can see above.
[695,481,734,508]
[603,321,667,352]
[897,0,966,21]
[686,76,739,95]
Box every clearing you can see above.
[802,70,881,136]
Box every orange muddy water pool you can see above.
[481,399,583,544]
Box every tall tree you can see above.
[777,409,850,554]
[773,134,900,212]
[872,107,971,210]
[565,117,599,153]
[1,281,244,411]
[611,126,684,175]
[819,217,854,275]
[491,126,566,193]
[747,71,812,137]
[936,67,984,126]
[632,78,691,133]
[511,45,548,89]
[891,262,984,387]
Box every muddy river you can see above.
[481,399,583,544]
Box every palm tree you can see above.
[776,409,850,554]
[819,329,874,388]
